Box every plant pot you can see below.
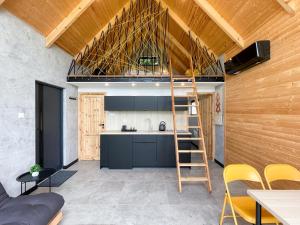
[31,172,39,177]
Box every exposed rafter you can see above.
[276,0,297,15]
[46,0,95,47]
[74,0,133,59]
[155,0,216,57]
[193,0,244,48]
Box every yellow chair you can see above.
[264,164,300,189]
[220,164,278,225]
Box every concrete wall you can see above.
[0,10,78,196]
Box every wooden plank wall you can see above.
[225,10,300,188]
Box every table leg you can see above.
[256,202,262,225]
[49,176,51,192]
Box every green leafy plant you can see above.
[30,164,42,174]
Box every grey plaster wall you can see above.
[0,10,78,196]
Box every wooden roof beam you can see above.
[156,0,216,57]
[0,0,5,6]
[276,0,297,15]
[193,0,244,48]
[74,0,132,59]
[46,0,95,48]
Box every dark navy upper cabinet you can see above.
[157,96,172,111]
[104,96,135,111]
[134,96,157,111]
[105,96,188,111]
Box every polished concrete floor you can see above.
[34,161,252,225]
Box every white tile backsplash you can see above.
[105,111,187,131]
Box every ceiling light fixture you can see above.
[181,82,185,86]
[155,82,160,87]
[105,82,109,86]
[131,82,136,87]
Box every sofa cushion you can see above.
[0,183,10,209]
[0,193,64,225]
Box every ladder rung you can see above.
[173,95,196,98]
[179,163,206,167]
[174,104,198,107]
[181,177,208,182]
[178,150,204,153]
[172,77,193,80]
[173,86,194,88]
[177,137,202,140]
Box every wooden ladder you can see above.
[169,63,212,193]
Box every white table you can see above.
[247,190,300,225]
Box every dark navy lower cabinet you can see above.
[157,135,176,167]
[133,142,157,167]
[107,135,133,169]
[100,134,191,169]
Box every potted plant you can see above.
[30,164,42,177]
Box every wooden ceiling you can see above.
[1,0,294,73]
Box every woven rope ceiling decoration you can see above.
[68,0,223,77]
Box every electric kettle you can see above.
[159,121,166,131]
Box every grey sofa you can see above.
[0,183,64,225]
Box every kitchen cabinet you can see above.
[104,96,188,111]
[100,134,191,169]
[104,135,133,169]
[157,135,175,167]
[134,96,157,111]
[104,96,135,111]
[157,96,172,111]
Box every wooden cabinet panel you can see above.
[157,96,172,111]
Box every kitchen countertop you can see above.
[101,130,192,135]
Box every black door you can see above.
[36,82,63,170]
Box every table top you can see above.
[247,190,300,225]
[16,168,57,183]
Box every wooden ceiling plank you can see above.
[158,25,190,59]
[46,0,95,48]
[193,0,244,48]
[74,0,132,59]
[276,0,297,15]
[156,0,217,57]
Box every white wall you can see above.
[106,111,187,131]
[0,10,78,196]
[75,82,219,95]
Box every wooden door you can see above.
[79,94,105,160]
[198,94,214,160]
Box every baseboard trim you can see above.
[63,159,78,169]
[21,185,38,196]
[214,159,224,168]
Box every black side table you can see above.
[16,168,56,195]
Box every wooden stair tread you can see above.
[178,150,204,153]
[181,177,208,182]
[179,163,206,167]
